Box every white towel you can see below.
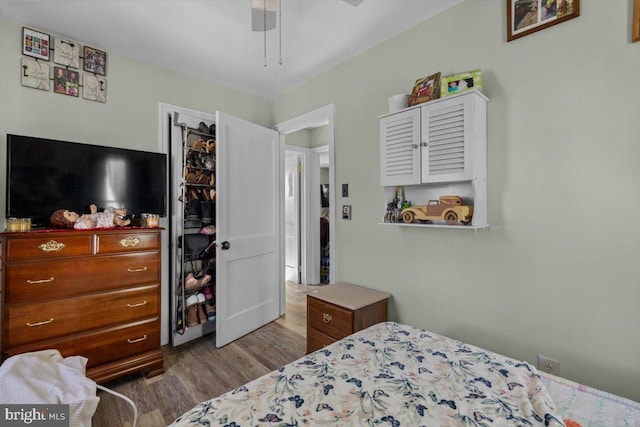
[0,349,100,427]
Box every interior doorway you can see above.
[274,105,335,314]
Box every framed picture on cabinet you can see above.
[507,0,580,42]
[83,45,107,75]
[408,72,441,107]
[22,27,50,61]
[440,69,482,98]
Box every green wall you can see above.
[1,0,638,402]
[273,0,640,401]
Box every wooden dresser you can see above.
[1,228,164,383]
[306,282,390,354]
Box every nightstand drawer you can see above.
[307,326,337,353]
[5,285,159,347]
[308,297,353,340]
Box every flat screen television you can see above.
[6,134,167,229]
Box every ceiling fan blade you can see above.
[342,0,364,6]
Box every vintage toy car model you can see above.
[401,195,473,225]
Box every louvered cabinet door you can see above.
[421,94,473,183]
[380,108,421,186]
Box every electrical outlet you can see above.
[537,355,559,374]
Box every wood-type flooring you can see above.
[92,281,316,427]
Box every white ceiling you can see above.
[0,0,463,99]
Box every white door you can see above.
[284,151,301,283]
[216,111,281,347]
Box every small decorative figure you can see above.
[50,204,130,229]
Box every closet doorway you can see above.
[274,105,335,313]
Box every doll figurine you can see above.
[50,204,131,229]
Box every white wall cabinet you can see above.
[379,89,489,229]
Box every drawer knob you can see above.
[26,318,54,327]
[127,300,148,308]
[27,277,55,284]
[120,236,140,247]
[127,335,147,344]
[323,313,332,324]
[39,240,66,252]
[127,267,148,273]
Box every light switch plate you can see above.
[342,205,351,220]
[342,183,349,197]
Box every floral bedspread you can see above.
[169,322,565,426]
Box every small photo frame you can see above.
[54,38,80,69]
[83,46,107,75]
[21,58,50,91]
[53,67,79,97]
[22,27,50,61]
[507,0,580,42]
[408,72,441,107]
[83,73,107,103]
[440,69,482,98]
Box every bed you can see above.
[169,322,639,426]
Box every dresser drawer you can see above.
[3,318,160,369]
[4,235,92,261]
[308,297,353,340]
[4,252,160,304]
[96,232,160,254]
[4,285,159,347]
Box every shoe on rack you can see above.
[196,293,206,303]
[187,306,199,327]
[198,305,208,324]
[200,224,216,235]
[193,138,205,151]
[206,139,216,153]
[203,285,213,300]
[185,272,199,290]
[205,302,216,320]
[208,123,216,136]
[198,122,209,135]
[186,294,199,306]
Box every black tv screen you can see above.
[6,134,167,228]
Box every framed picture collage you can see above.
[20,27,107,103]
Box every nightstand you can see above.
[306,282,390,354]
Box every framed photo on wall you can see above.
[83,46,107,75]
[507,0,580,42]
[408,72,441,107]
[22,27,50,61]
[54,38,80,68]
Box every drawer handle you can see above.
[127,335,147,344]
[27,277,55,284]
[26,318,54,327]
[120,237,140,247]
[323,313,332,324]
[127,300,148,308]
[39,240,66,252]
[127,267,148,273]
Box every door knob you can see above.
[221,241,231,250]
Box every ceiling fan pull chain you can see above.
[264,0,268,67]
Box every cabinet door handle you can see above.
[127,267,148,273]
[27,318,54,327]
[39,240,66,252]
[421,142,428,146]
[127,300,148,308]
[127,335,147,344]
[27,277,55,284]
[120,237,140,247]
[323,313,332,324]
[411,144,419,149]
